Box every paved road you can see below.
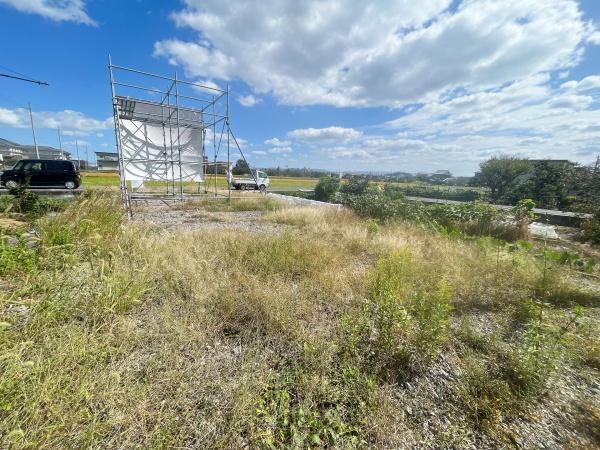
[0,188,83,199]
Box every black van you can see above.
[1,159,81,189]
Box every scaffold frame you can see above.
[108,56,257,218]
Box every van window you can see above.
[23,161,43,172]
[46,160,72,171]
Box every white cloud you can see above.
[268,146,292,154]
[266,71,600,173]
[561,75,600,91]
[252,150,267,156]
[288,126,362,144]
[237,94,260,107]
[0,0,96,25]
[264,137,290,147]
[0,108,21,127]
[155,0,597,107]
[191,79,222,94]
[0,108,112,135]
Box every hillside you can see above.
[0,193,599,448]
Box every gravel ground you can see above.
[133,205,285,234]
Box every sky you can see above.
[0,0,599,176]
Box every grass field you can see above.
[0,192,598,448]
[81,171,318,190]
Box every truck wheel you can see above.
[5,180,18,189]
[259,184,266,193]
[65,181,76,190]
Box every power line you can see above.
[0,72,48,86]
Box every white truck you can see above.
[230,170,270,192]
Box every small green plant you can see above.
[366,219,379,236]
[511,199,536,223]
[501,322,561,398]
[458,354,513,428]
[0,239,38,275]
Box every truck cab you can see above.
[231,170,270,192]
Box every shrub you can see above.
[582,209,600,245]
[385,184,483,202]
[339,191,528,240]
[342,251,452,381]
[3,185,68,219]
[314,175,340,202]
[339,177,372,196]
[337,192,430,224]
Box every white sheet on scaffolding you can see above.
[119,119,204,182]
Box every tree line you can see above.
[472,156,600,212]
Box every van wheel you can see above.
[65,181,76,190]
[259,184,266,193]
[5,180,18,189]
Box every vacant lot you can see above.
[0,192,598,448]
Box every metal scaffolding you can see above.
[108,56,257,217]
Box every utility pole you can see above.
[75,140,81,169]
[28,102,39,158]
[57,127,64,159]
[85,144,89,169]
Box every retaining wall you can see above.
[268,193,345,210]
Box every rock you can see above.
[24,240,38,249]
[3,235,19,246]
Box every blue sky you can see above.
[1,0,599,175]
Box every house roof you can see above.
[0,138,70,156]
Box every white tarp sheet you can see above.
[117,100,204,182]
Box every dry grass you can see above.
[0,195,598,448]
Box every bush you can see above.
[386,184,483,202]
[338,190,528,240]
[314,175,340,202]
[339,177,372,196]
[337,192,430,224]
[4,185,68,219]
[582,209,600,245]
[342,251,452,381]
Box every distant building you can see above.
[0,138,70,167]
[95,151,119,171]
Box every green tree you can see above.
[511,161,575,209]
[232,159,250,175]
[474,156,533,202]
[314,176,340,202]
